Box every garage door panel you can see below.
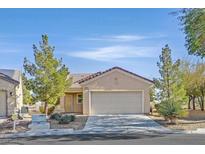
[91,91,142,114]
[0,91,7,117]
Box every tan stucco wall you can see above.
[16,75,23,109]
[65,87,83,93]
[0,79,16,116]
[82,69,153,115]
[83,87,89,114]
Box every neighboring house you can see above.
[59,67,153,115]
[0,69,23,117]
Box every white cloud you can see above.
[78,33,166,42]
[67,45,159,61]
[82,34,146,42]
[110,35,146,41]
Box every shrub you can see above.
[58,114,75,124]
[154,103,160,112]
[47,106,55,115]
[39,105,45,114]
[50,113,62,121]
[39,105,55,115]
[18,114,23,120]
[70,115,75,121]
[158,99,187,124]
[58,115,71,124]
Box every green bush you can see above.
[154,103,160,111]
[39,105,45,114]
[50,113,62,121]
[70,115,75,121]
[158,99,187,123]
[58,115,75,124]
[47,106,55,115]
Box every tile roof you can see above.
[75,66,154,84]
[0,72,19,85]
[71,73,92,82]
[0,69,21,82]
[70,73,92,88]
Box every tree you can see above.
[149,86,156,103]
[22,73,33,105]
[155,44,176,100]
[178,9,205,58]
[23,35,71,114]
[181,61,198,110]
[195,63,205,111]
[155,45,187,123]
[181,61,205,111]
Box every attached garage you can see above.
[0,71,20,117]
[65,66,154,115]
[0,91,7,117]
[90,91,143,115]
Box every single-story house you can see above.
[59,67,153,115]
[0,69,23,117]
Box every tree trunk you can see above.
[201,89,204,111]
[198,97,202,110]
[193,96,196,110]
[44,102,48,115]
[188,96,191,109]
[197,94,204,111]
[167,75,170,98]
[199,96,204,111]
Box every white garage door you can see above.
[0,91,7,117]
[91,91,143,114]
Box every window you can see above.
[77,94,83,104]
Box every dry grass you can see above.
[0,120,31,134]
[149,113,205,131]
[49,115,88,130]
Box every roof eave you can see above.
[0,76,19,85]
[77,67,154,85]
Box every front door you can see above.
[65,94,74,112]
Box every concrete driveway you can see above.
[82,114,172,134]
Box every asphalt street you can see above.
[1,133,205,145]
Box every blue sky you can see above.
[0,9,191,79]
